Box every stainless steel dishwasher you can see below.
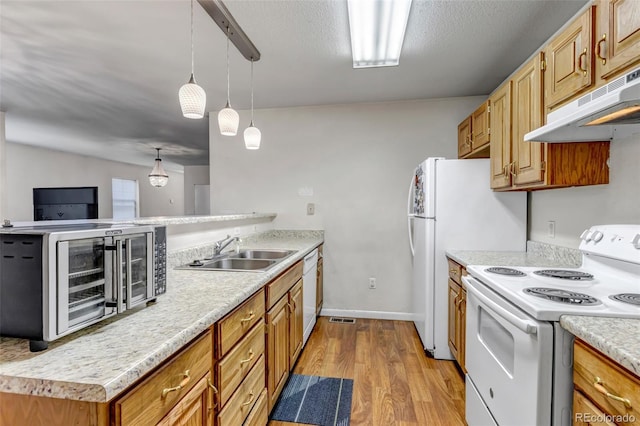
[302,248,318,344]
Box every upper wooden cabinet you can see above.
[545,6,595,110]
[490,53,611,191]
[458,101,491,159]
[457,116,472,158]
[596,0,640,81]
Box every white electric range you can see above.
[463,224,640,426]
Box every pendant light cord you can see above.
[250,58,254,124]
[226,26,231,105]
[190,0,194,76]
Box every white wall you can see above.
[529,134,640,248]
[210,97,484,317]
[5,142,185,221]
[183,165,210,215]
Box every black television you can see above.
[33,187,98,221]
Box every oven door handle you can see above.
[463,276,539,335]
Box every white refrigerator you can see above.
[408,158,527,359]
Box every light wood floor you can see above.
[269,317,466,425]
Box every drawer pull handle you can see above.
[593,377,632,409]
[449,269,458,274]
[287,302,294,313]
[241,391,255,407]
[240,311,255,323]
[161,370,191,398]
[240,349,255,365]
[207,377,219,409]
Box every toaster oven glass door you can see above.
[118,233,154,311]
[57,237,109,334]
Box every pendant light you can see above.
[179,0,206,119]
[149,148,169,187]
[244,58,261,150]
[218,25,239,135]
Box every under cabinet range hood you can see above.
[525,66,640,143]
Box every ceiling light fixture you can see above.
[179,0,206,119]
[218,25,239,136]
[149,148,169,187]
[347,0,413,68]
[244,58,261,150]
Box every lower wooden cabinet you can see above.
[267,294,291,410]
[316,246,324,316]
[289,279,304,364]
[447,258,466,373]
[573,339,640,425]
[157,372,213,426]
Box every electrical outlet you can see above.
[307,203,315,215]
[368,277,376,289]
[548,221,556,238]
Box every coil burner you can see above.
[533,270,594,280]
[609,294,640,306]
[523,288,600,305]
[485,267,526,277]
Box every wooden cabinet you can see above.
[289,279,304,364]
[458,101,491,159]
[316,245,324,316]
[113,330,213,426]
[545,7,595,110]
[490,53,610,191]
[265,260,304,410]
[446,258,466,373]
[596,0,640,82]
[573,339,640,425]
[157,373,213,426]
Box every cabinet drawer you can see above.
[217,319,265,408]
[216,289,265,357]
[574,340,640,424]
[217,355,266,426]
[573,389,616,426]
[447,259,462,284]
[266,261,303,309]
[113,330,212,426]
[243,388,268,426]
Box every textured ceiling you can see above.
[0,0,588,169]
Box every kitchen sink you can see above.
[176,249,296,272]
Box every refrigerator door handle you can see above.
[407,178,415,256]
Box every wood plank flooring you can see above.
[269,317,466,425]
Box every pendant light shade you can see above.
[179,0,206,119]
[219,26,239,135]
[244,123,261,149]
[244,58,261,149]
[149,148,169,187]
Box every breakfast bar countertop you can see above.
[0,230,323,402]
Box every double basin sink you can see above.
[177,249,296,272]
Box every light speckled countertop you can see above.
[446,250,579,269]
[560,316,640,376]
[0,231,322,402]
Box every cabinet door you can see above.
[457,117,472,158]
[471,101,490,152]
[289,280,304,365]
[512,53,546,186]
[545,7,595,110]
[596,0,640,81]
[266,296,290,410]
[447,279,460,361]
[489,82,512,189]
[572,390,616,426]
[457,290,467,373]
[156,373,213,426]
[316,257,323,316]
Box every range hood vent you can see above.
[525,66,640,143]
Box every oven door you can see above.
[464,276,553,426]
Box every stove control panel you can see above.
[580,225,640,263]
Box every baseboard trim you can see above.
[319,308,412,322]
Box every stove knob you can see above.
[581,230,593,242]
[633,234,640,249]
[592,230,604,242]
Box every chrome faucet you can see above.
[213,235,240,256]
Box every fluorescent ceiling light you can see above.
[347,0,412,68]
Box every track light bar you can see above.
[197,0,261,61]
